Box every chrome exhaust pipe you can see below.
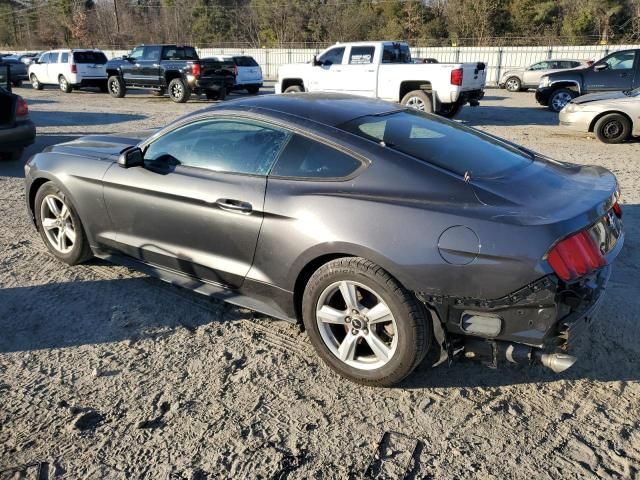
[537,352,577,373]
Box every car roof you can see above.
[205,93,403,127]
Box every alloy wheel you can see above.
[59,77,68,91]
[171,82,184,99]
[551,92,572,111]
[40,194,76,254]
[316,280,398,370]
[405,96,426,111]
[31,76,39,89]
[109,80,119,95]
[506,78,520,91]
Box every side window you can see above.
[602,51,636,70]
[39,53,50,64]
[144,119,289,176]
[529,61,548,70]
[382,44,412,64]
[318,47,345,66]
[271,135,363,179]
[143,46,162,61]
[129,47,144,61]
[349,46,375,65]
[61,52,69,63]
[50,53,60,64]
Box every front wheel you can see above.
[505,76,521,92]
[302,257,431,387]
[59,75,72,93]
[594,113,631,144]
[34,182,93,265]
[548,88,576,112]
[284,85,304,94]
[168,78,191,103]
[108,75,126,98]
[30,74,43,90]
[400,90,433,113]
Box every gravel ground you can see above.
[1,85,639,479]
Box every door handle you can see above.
[215,198,253,213]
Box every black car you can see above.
[536,49,640,112]
[105,44,236,103]
[0,57,28,87]
[0,65,35,161]
[23,93,623,386]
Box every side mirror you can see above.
[118,147,144,168]
[312,55,320,67]
[594,63,608,72]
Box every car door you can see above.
[33,52,50,83]
[47,52,61,84]
[340,45,377,97]
[307,46,345,92]
[102,117,290,288]
[121,46,145,84]
[139,46,162,85]
[583,51,637,92]
[522,61,552,87]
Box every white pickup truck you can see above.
[276,41,487,117]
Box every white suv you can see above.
[28,49,108,93]
[209,55,263,94]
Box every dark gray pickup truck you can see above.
[105,44,236,103]
[536,49,640,112]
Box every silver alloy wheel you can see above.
[316,280,398,370]
[405,96,426,111]
[109,79,119,95]
[551,91,572,111]
[171,82,184,99]
[40,194,76,254]
[506,78,520,91]
[59,76,68,91]
[31,75,39,89]
[602,120,623,139]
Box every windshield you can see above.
[339,110,533,178]
[624,87,640,97]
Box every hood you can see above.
[470,156,617,226]
[43,132,152,159]
[572,90,627,104]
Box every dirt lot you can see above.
[1,85,639,479]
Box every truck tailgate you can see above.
[459,62,486,91]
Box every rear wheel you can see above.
[205,87,226,101]
[108,75,126,98]
[246,85,260,94]
[59,75,72,93]
[548,88,576,112]
[34,183,93,265]
[401,90,433,113]
[594,113,631,144]
[505,76,521,92]
[302,257,431,387]
[168,78,190,103]
[284,85,303,94]
[30,74,43,90]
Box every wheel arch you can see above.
[588,110,634,133]
[281,78,304,93]
[549,80,581,94]
[106,68,120,78]
[164,70,184,84]
[399,80,432,103]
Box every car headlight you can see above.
[539,76,550,88]
[563,103,577,113]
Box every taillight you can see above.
[547,230,605,282]
[451,68,463,86]
[15,97,28,117]
[191,62,201,77]
[612,201,622,218]
[71,63,77,74]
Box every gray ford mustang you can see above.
[24,93,624,386]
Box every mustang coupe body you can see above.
[24,93,624,386]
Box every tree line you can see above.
[1,0,639,50]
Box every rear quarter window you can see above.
[73,51,108,64]
[234,56,259,67]
[271,135,363,179]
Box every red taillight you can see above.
[451,68,463,86]
[15,97,28,117]
[547,230,605,282]
[71,63,77,74]
[613,201,622,218]
[191,62,201,77]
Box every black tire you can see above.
[594,113,631,144]
[151,88,166,97]
[284,85,304,94]
[12,80,22,88]
[438,102,462,118]
[30,74,43,90]
[34,182,93,265]
[548,88,576,112]
[1,148,23,161]
[59,75,72,93]
[246,85,260,94]
[205,87,226,101]
[168,78,191,103]
[505,76,521,92]
[302,257,431,387]
[108,75,126,98]
[400,90,433,113]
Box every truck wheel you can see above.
[169,78,191,103]
[438,103,462,118]
[302,257,431,387]
[594,113,631,144]
[284,85,304,94]
[505,76,521,92]
[108,75,126,98]
[30,74,43,90]
[206,87,227,101]
[151,88,165,97]
[59,75,72,93]
[548,88,575,112]
[401,90,433,113]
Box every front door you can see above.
[121,46,145,84]
[583,50,637,92]
[307,46,346,93]
[340,45,378,97]
[102,117,290,288]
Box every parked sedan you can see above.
[499,59,590,92]
[24,94,623,386]
[0,65,36,160]
[560,87,640,143]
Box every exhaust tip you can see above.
[538,353,577,373]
